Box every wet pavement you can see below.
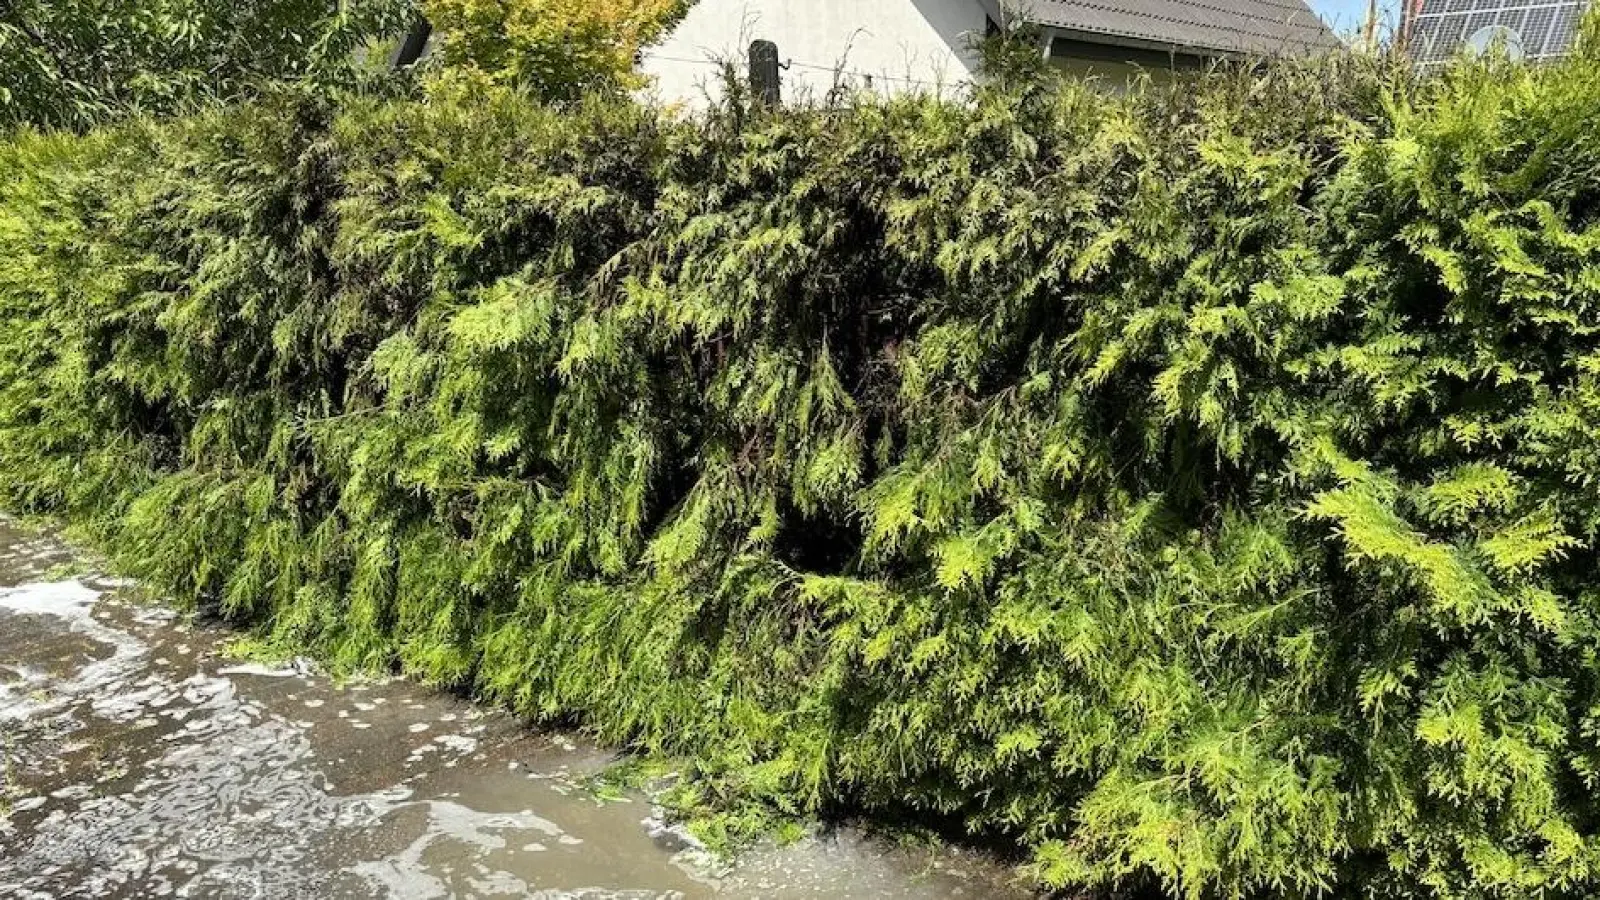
[0,518,1029,899]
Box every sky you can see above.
[1309,0,1404,37]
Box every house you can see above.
[1404,0,1589,64]
[640,0,1342,103]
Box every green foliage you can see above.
[0,0,415,130]
[7,33,1600,899]
[422,0,695,103]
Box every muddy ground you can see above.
[0,518,1029,899]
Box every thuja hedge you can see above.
[6,37,1600,898]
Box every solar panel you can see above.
[1408,0,1590,62]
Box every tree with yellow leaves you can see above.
[423,0,694,101]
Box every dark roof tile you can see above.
[1013,0,1344,56]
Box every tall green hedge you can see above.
[6,37,1600,898]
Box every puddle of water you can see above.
[0,517,1030,899]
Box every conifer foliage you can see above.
[5,36,1600,899]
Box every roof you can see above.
[1011,0,1344,57]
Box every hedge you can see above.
[5,35,1600,899]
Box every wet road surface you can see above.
[0,518,1028,899]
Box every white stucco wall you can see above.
[640,0,990,105]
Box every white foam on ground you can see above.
[216,663,299,679]
[434,734,479,756]
[343,799,565,898]
[0,580,151,723]
[0,580,101,621]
